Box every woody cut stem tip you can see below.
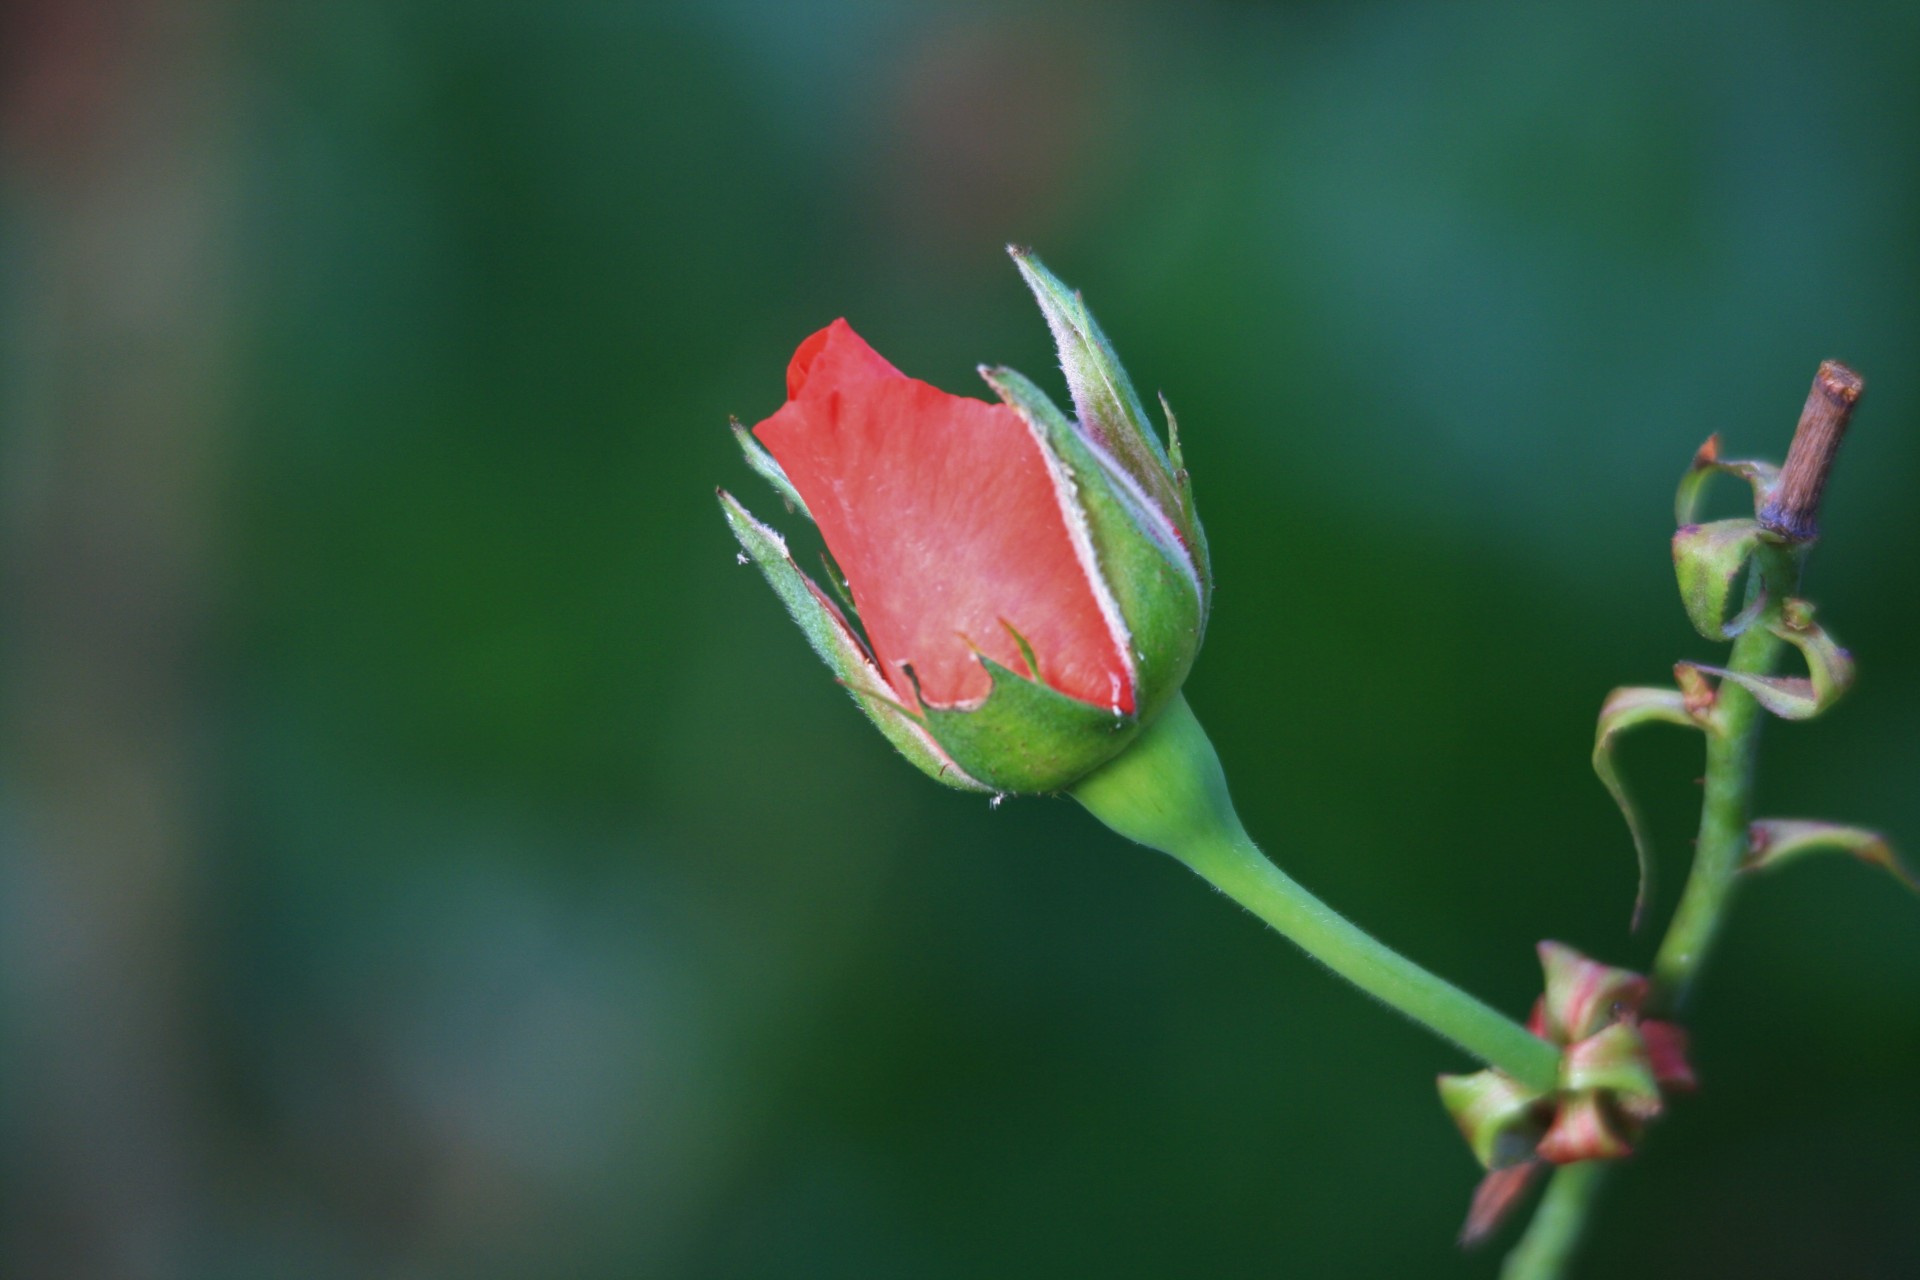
[1758,360,1864,543]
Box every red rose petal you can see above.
[755,320,1132,713]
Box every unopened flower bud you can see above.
[723,250,1209,793]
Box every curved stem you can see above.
[1073,692,1561,1092]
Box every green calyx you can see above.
[916,655,1139,794]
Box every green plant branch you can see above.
[1500,357,1868,1277]
[1074,693,1562,1092]
[1502,551,1797,1278]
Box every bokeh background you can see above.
[4,1,1918,1276]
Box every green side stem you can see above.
[1502,561,1791,1280]
[1498,1163,1608,1280]
[1650,621,1785,1004]
[1073,692,1562,1093]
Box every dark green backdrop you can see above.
[3,2,1917,1276]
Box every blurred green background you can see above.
[4,1,1918,1276]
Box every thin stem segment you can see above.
[1073,692,1561,1092]
[1499,1163,1610,1280]
[1651,619,1785,1004]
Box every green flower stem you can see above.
[1073,692,1562,1092]
[1650,619,1786,1004]
[1503,566,1791,1280]
[1498,1163,1610,1280]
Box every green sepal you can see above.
[731,419,811,520]
[1674,434,1780,527]
[1672,518,1768,640]
[1160,392,1213,613]
[1687,598,1854,721]
[1008,247,1197,556]
[1745,819,1919,894]
[719,489,988,792]
[1536,1090,1634,1164]
[1538,942,1649,1044]
[980,365,1206,727]
[1560,1023,1662,1122]
[816,550,859,620]
[1438,1070,1551,1171]
[917,655,1140,794]
[1592,686,1705,930]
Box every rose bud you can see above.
[720,249,1208,794]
